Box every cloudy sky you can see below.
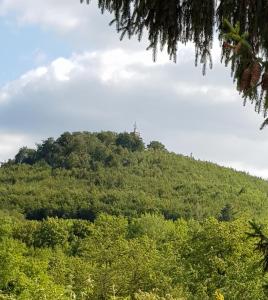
[0,1,268,178]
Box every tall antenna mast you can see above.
[134,122,137,134]
[133,122,140,137]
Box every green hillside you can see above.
[1,131,268,299]
[1,131,268,221]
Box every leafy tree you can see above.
[97,131,117,146]
[0,212,267,298]
[116,132,145,152]
[15,147,36,165]
[0,238,26,291]
[36,138,57,167]
[33,218,69,248]
[129,214,176,242]
[179,218,265,299]
[147,141,166,151]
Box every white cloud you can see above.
[161,127,268,178]
[0,133,34,162]
[0,0,123,51]
[173,82,237,103]
[0,0,82,31]
[0,48,173,96]
[0,0,199,56]
[51,58,74,81]
[220,161,268,179]
[0,45,267,177]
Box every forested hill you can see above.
[2,131,268,299]
[1,131,268,221]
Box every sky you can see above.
[0,1,268,178]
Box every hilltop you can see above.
[0,131,268,299]
[1,131,268,221]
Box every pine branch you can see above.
[247,221,268,272]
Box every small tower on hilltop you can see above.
[133,122,141,137]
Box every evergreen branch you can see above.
[247,221,268,271]
[260,118,268,130]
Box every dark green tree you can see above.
[116,132,145,151]
[147,141,166,151]
[218,204,236,222]
[96,131,117,146]
[15,147,36,165]
[36,138,58,167]
[80,0,268,69]
[247,221,268,272]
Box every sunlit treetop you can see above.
[80,0,268,128]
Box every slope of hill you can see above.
[1,131,268,221]
[1,131,268,299]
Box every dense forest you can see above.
[1,131,268,299]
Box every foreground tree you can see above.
[248,221,268,272]
[80,0,268,127]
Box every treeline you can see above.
[0,212,266,299]
[11,131,158,168]
[1,131,268,221]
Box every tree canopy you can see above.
[3,131,268,221]
[80,0,268,128]
[1,131,268,298]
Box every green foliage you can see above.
[247,221,268,272]
[147,141,166,152]
[221,19,268,129]
[218,204,236,222]
[0,214,266,299]
[14,147,36,165]
[1,131,268,222]
[1,131,268,298]
[116,132,145,152]
[33,218,70,248]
